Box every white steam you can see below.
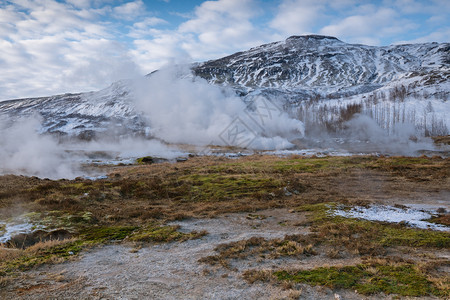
[133,66,305,149]
[0,116,79,179]
[342,114,435,155]
[0,116,184,179]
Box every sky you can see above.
[0,0,449,100]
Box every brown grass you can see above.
[199,235,316,268]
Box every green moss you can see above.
[273,158,336,173]
[381,226,450,248]
[294,202,337,222]
[178,174,283,202]
[136,156,154,164]
[274,264,443,297]
[80,226,139,243]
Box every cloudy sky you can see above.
[1,0,449,100]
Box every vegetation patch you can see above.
[136,156,154,164]
[24,210,95,232]
[79,225,139,243]
[427,213,450,226]
[0,239,83,277]
[199,236,315,268]
[432,135,450,145]
[179,174,284,202]
[1,154,449,293]
[273,262,445,297]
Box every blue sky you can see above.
[0,0,449,100]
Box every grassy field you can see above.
[0,154,449,297]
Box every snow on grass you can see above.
[332,205,449,232]
[0,220,35,244]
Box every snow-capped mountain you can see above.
[194,35,449,95]
[0,35,449,140]
[0,80,144,139]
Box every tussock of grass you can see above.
[0,239,82,276]
[129,224,207,243]
[199,236,316,268]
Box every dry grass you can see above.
[24,238,78,254]
[199,235,316,268]
[432,135,450,145]
[0,247,23,261]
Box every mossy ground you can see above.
[273,262,444,297]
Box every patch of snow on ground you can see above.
[0,220,35,244]
[332,205,449,232]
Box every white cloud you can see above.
[129,0,274,72]
[319,7,416,45]
[66,0,92,9]
[113,0,146,20]
[269,0,326,37]
[0,0,141,100]
[395,27,450,44]
[130,31,191,73]
[178,0,269,59]
[128,17,168,39]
